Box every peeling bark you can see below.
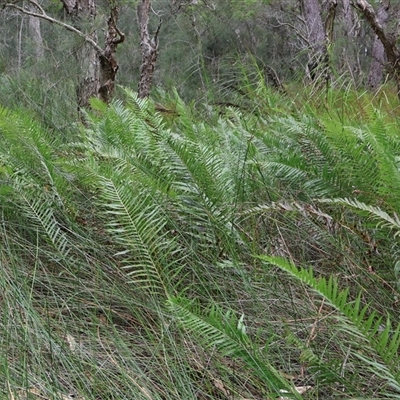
[99,6,125,104]
[60,0,96,19]
[325,0,337,45]
[137,0,162,98]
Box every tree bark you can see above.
[28,2,44,61]
[17,13,23,71]
[137,0,161,98]
[353,0,400,97]
[301,0,330,82]
[342,0,362,80]
[60,0,99,109]
[343,0,356,36]
[366,2,389,90]
[99,6,125,103]
[325,0,337,45]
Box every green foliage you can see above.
[167,296,301,399]
[0,106,76,259]
[0,84,399,399]
[262,256,400,397]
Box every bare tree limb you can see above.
[4,1,104,54]
[352,0,400,95]
[353,0,399,66]
[271,20,310,47]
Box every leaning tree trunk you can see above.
[60,0,99,109]
[366,2,389,90]
[353,0,400,98]
[137,0,161,98]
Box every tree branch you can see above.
[352,0,399,66]
[4,0,104,55]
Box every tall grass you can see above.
[0,83,399,399]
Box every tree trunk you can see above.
[137,0,161,98]
[60,0,99,109]
[343,0,356,36]
[367,2,389,90]
[99,6,125,103]
[324,0,337,45]
[28,2,44,61]
[301,0,328,81]
[5,0,124,108]
[342,0,362,80]
[17,14,23,71]
[353,0,400,98]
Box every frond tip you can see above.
[167,296,302,399]
[319,197,400,235]
[259,255,400,396]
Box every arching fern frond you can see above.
[0,106,70,207]
[167,296,302,399]
[260,256,400,397]
[319,198,400,235]
[10,183,71,259]
[96,175,178,297]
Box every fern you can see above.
[319,198,400,235]
[0,106,70,207]
[260,256,400,397]
[74,94,188,297]
[81,162,182,297]
[15,184,71,258]
[0,107,79,260]
[167,296,302,399]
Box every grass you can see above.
[0,84,399,399]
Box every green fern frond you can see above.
[11,183,71,259]
[78,145,185,296]
[167,296,301,399]
[0,106,72,209]
[260,256,400,396]
[357,115,400,206]
[256,112,400,205]
[319,198,400,235]
[94,172,176,296]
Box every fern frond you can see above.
[167,296,301,399]
[355,114,400,206]
[260,256,400,396]
[103,188,166,293]
[11,183,71,259]
[319,198,400,235]
[91,165,180,297]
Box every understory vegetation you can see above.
[0,82,400,399]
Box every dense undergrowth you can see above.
[0,83,399,399]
